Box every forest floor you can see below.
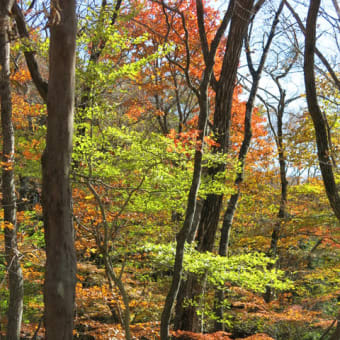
[1,240,338,340]
[14,258,336,340]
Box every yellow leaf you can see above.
[1,221,15,230]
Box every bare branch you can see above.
[12,3,48,102]
[285,0,340,90]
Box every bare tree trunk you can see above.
[304,0,340,221]
[304,2,340,337]
[12,3,48,102]
[41,1,77,339]
[264,90,288,303]
[104,257,132,340]
[0,2,24,339]
[196,0,255,255]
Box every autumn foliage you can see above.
[0,1,339,340]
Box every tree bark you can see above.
[12,3,48,103]
[215,1,284,328]
[160,82,210,340]
[304,0,340,221]
[42,1,77,339]
[304,2,340,337]
[330,316,340,340]
[160,1,233,337]
[0,2,24,339]
[264,89,288,303]
[174,1,255,331]
[197,0,256,251]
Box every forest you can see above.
[0,0,339,339]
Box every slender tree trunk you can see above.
[304,2,340,338]
[304,0,340,221]
[264,91,288,303]
[269,94,288,257]
[104,257,132,340]
[330,315,340,340]
[160,84,210,340]
[12,3,48,102]
[41,1,77,339]
[0,2,24,339]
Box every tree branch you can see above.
[12,3,48,102]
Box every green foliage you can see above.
[76,6,173,94]
[73,123,193,216]
[141,242,293,292]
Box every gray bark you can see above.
[264,86,288,303]
[41,0,77,339]
[0,2,24,339]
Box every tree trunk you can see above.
[196,0,256,251]
[160,83,210,340]
[160,0,234,336]
[304,0,340,221]
[104,256,132,340]
[174,1,255,331]
[215,1,284,327]
[12,3,48,103]
[265,91,288,303]
[42,1,77,339]
[330,314,340,340]
[304,2,340,337]
[0,2,24,339]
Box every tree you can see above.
[41,0,77,338]
[0,1,338,339]
[129,0,222,135]
[159,1,234,338]
[303,1,340,338]
[212,1,285,328]
[174,0,267,331]
[259,46,299,303]
[0,1,24,339]
[303,0,340,221]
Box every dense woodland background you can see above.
[0,0,339,339]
